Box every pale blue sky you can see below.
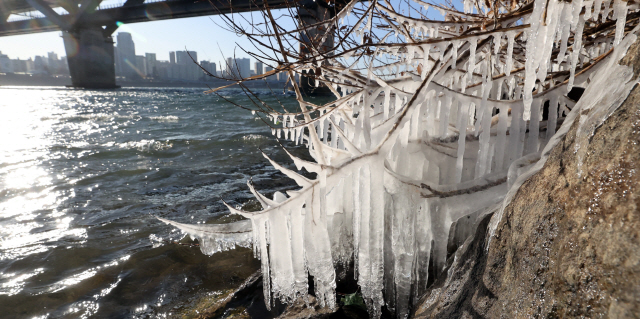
[0,12,284,64]
[0,1,448,64]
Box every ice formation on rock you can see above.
[158,0,640,317]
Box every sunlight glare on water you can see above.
[0,86,300,318]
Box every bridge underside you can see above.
[0,0,290,37]
[0,0,335,89]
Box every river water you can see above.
[0,86,307,318]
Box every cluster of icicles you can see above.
[159,0,637,317]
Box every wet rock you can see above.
[174,288,236,319]
[275,296,336,319]
[275,295,370,319]
[173,271,268,319]
[413,41,640,318]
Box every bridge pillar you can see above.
[298,0,335,96]
[63,27,117,89]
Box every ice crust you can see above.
[159,0,638,317]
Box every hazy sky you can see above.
[0,1,444,65]
[0,11,288,65]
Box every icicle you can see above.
[585,0,593,19]
[569,17,585,91]
[407,46,415,64]
[504,31,515,76]
[507,103,523,164]
[439,93,452,137]
[299,127,305,145]
[546,95,559,142]
[524,98,542,155]
[421,45,431,79]
[268,210,295,302]
[594,0,603,20]
[536,0,562,82]
[318,118,325,141]
[613,0,627,46]
[571,0,584,30]
[455,102,470,183]
[464,0,473,13]
[467,38,477,86]
[495,105,509,171]
[602,0,612,23]
[496,78,504,100]
[475,72,494,178]
[323,119,331,144]
[394,92,402,117]
[156,218,252,255]
[452,40,459,69]
[368,163,385,318]
[383,87,391,119]
[289,208,308,298]
[557,4,572,62]
[523,0,554,120]
[258,218,272,309]
[304,190,337,309]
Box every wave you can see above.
[41,113,138,122]
[118,139,173,152]
[149,115,179,122]
[241,134,267,142]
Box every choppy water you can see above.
[0,86,308,318]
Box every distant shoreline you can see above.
[0,74,287,89]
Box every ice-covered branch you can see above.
[158,0,640,316]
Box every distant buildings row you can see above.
[114,32,289,82]
[0,32,291,83]
[0,50,69,75]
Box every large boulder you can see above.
[413,36,640,319]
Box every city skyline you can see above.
[0,30,288,82]
[0,13,287,64]
[0,31,257,68]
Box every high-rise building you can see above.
[47,52,57,61]
[176,51,197,65]
[265,66,278,81]
[34,56,47,74]
[224,58,250,79]
[0,51,12,73]
[235,58,250,79]
[145,53,157,77]
[47,52,63,74]
[165,50,201,81]
[278,72,288,82]
[135,55,147,77]
[116,32,136,78]
[155,60,170,78]
[225,57,235,78]
[254,61,263,75]
[200,61,216,78]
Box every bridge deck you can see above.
[0,0,292,37]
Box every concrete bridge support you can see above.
[298,0,335,96]
[63,27,118,89]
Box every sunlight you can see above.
[2,166,52,190]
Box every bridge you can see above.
[0,0,334,90]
